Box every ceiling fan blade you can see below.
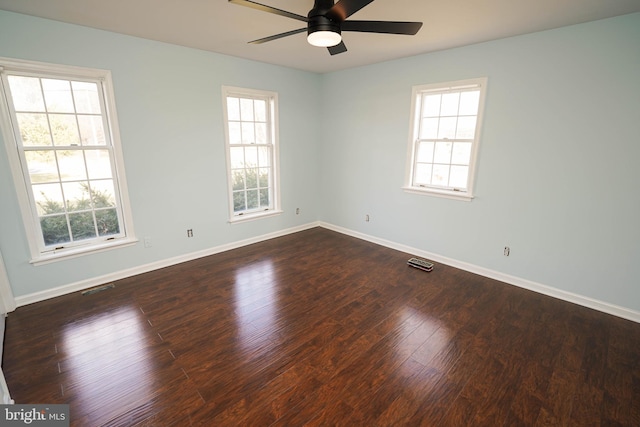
[327,41,348,55]
[228,0,308,22]
[327,0,374,21]
[249,28,307,44]
[342,20,423,35]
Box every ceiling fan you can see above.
[229,0,423,55]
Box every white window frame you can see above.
[403,77,488,201]
[0,57,136,265]
[222,86,281,223]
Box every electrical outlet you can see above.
[187,229,193,238]
[296,208,300,215]
[144,237,152,248]
[365,214,370,222]
[504,246,510,256]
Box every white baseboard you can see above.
[319,222,640,324]
[15,220,640,324]
[15,222,320,307]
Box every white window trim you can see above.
[403,77,488,201]
[0,57,136,264]
[221,85,282,223]
[227,209,284,225]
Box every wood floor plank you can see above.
[2,227,639,426]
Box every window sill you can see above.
[30,237,139,266]
[402,186,475,202]
[228,209,284,224]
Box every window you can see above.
[0,58,135,264]
[404,78,487,201]
[222,86,281,222]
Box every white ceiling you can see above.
[1,0,639,74]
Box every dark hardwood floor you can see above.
[3,227,640,426]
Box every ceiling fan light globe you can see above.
[307,30,342,47]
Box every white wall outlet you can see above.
[187,229,193,238]
[504,246,510,256]
[144,237,152,248]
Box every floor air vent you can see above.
[81,283,115,296]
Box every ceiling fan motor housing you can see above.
[307,15,341,36]
[308,0,341,36]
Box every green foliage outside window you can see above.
[38,183,119,246]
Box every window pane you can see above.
[437,117,457,139]
[450,165,469,189]
[58,150,87,181]
[241,122,255,144]
[230,147,244,168]
[233,191,245,212]
[16,113,52,146]
[232,170,245,191]
[228,148,243,169]
[255,123,267,144]
[259,189,269,207]
[459,91,480,115]
[50,114,80,146]
[258,168,270,188]
[456,116,477,139]
[69,211,96,241]
[440,92,460,116]
[96,209,119,236]
[85,150,112,179]
[78,115,106,145]
[240,98,254,121]
[42,79,75,113]
[420,118,438,139]
[228,122,241,145]
[434,141,452,164]
[72,81,101,114]
[422,94,441,117]
[8,76,45,112]
[451,142,472,165]
[25,150,59,183]
[62,181,91,211]
[414,164,432,185]
[246,190,259,210]
[246,168,258,188]
[32,183,64,215]
[244,146,258,167]
[227,97,240,121]
[432,164,450,186]
[417,141,434,163]
[41,215,70,245]
[254,100,266,122]
[90,180,116,208]
[258,146,270,167]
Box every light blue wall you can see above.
[1,10,639,314]
[0,11,321,297]
[319,13,640,311]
